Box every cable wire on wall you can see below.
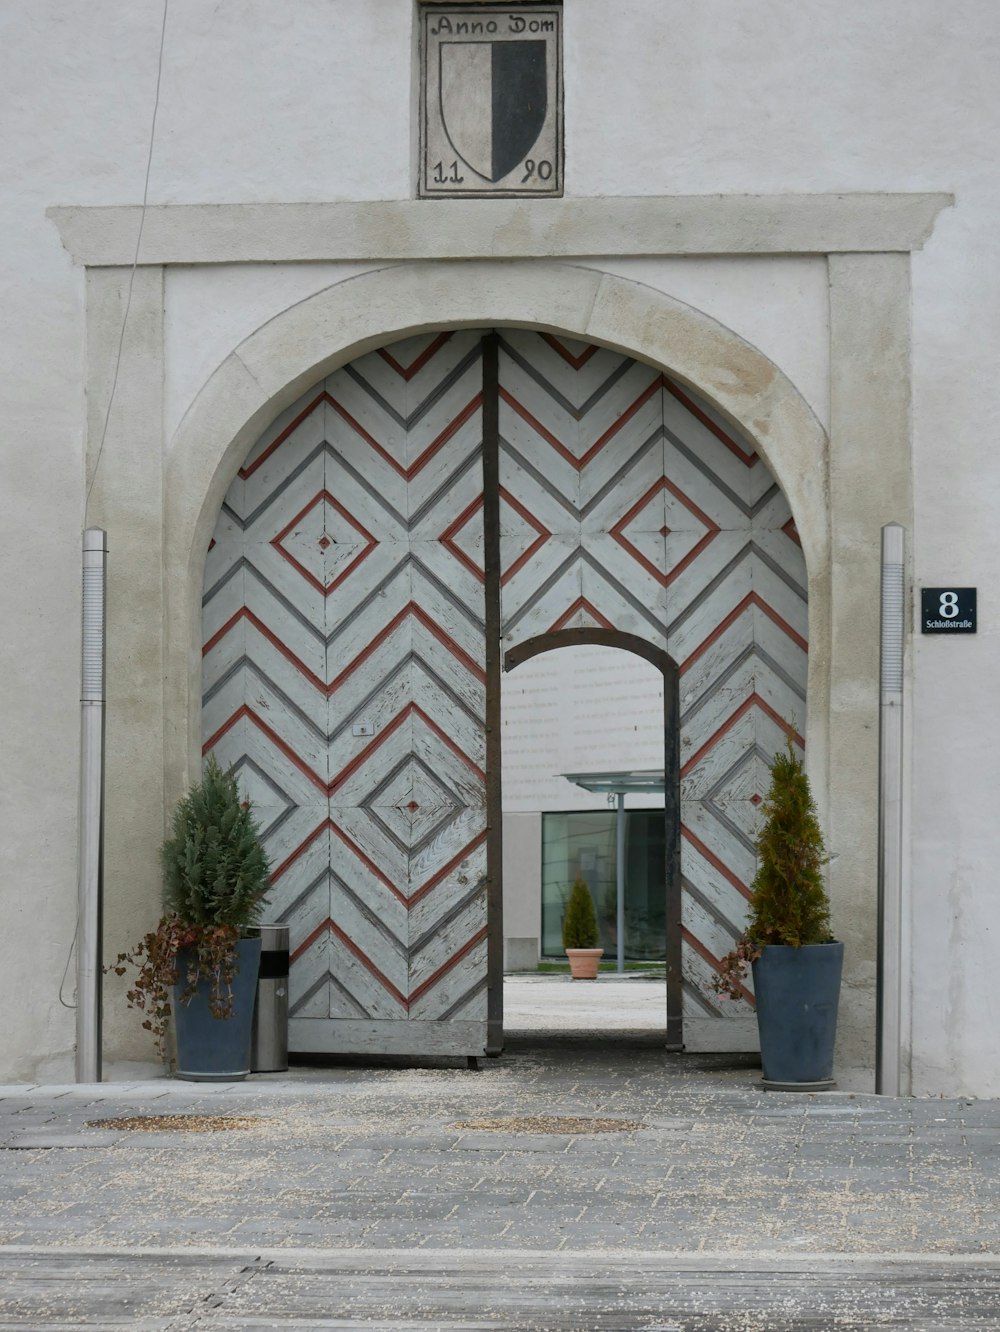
[85,0,169,511]
[64,1,170,1013]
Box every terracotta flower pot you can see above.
[565,947,603,979]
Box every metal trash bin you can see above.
[249,924,289,1072]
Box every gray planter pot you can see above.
[172,936,262,1082]
[751,942,843,1091]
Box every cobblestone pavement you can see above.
[2,1032,1000,1326]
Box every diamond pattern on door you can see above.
[204,331,488,1056]
[204,327,808,1052]
[496,332,807,1020]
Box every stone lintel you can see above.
[49,193,953,267]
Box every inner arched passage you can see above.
[504,629,681,1045]
[200,326,808,1058]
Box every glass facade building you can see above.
[540,809,666,961]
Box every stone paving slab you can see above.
[502,974,671,1034]
[2,1036,1000,1325]
[0,1040,997,1257]
[4,1246,1000,1329]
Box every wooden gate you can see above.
[203,329,807,1056]
[203,331,490,1055]
[496,331,808,1026]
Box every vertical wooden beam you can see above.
[664,659,683,1049]
[482,332,505,1054]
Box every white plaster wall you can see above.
[580,259,830,433]
[165,264,380,441]
[567,2,990,196]
[1,0,999,1090]
[165,258,827,443]
[501,646,665,813]
[0,9,91,1081]
[113,0,412,206]
[501,812,542,960]
[909,216,1000,1093]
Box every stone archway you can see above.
[193,316,814,1057]
[167,261,829,798]
[59,207,930,1078]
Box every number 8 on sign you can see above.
[920,587,976,634]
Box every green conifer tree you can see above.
[562,876,600,949]
[113,757,273,1058]
[746,739,831,948]
[161,755,270,929]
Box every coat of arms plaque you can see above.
[420,5,562,197]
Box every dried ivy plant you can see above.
[110,756,271,1060]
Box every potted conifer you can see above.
[562,876,604,979]
[714,739,843,1090]
[111,756,272,1080]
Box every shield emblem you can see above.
[440,40,547,183]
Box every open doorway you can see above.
[199,324,802,1063]
[500,634,681,1045]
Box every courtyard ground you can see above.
[1,976,998,1328]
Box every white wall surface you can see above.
[582,259,830,432]
[1,0,998,1091]
[501,646,665,813]
[501,812,542,947]
[165,264,380,441]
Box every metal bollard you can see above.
[249,925,289,1072]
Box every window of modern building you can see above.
[540,809,666,961]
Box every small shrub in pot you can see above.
[562,876,600,950]
[111,756,271,1061]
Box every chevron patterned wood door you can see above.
[203,331,490,1056]
[497,331,808,1025]
[204,327,807,1054]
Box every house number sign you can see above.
[419,5,563,198]
[920,587,977,634]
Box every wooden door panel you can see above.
[204,327,807,1050]
[496,331,808,1027]
[204,332,488,1057]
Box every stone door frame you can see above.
[54,192,951,1077]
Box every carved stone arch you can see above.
[165,266,827,1060]
[165,260,830,811]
